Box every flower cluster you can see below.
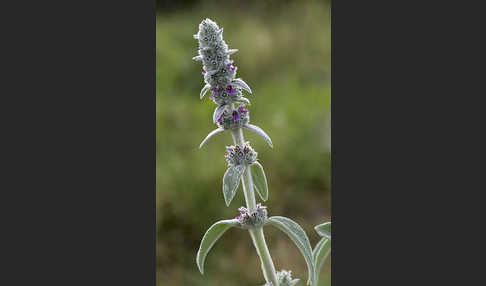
[194,19,236,87]
[225,142,257,166]
[194,19,251,97]
[236,204,268,228]
[209,84,249,106]
[217,104,250,130]
[262,270,300,286]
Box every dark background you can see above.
[156,0,331,285]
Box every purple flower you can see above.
[217,87,223,92]
[202,71,206,75]
[232,110,240,122]
[238,105,248,114]
[231,66,236,71]
[227,85,235,95]
[217,114,224,123]
[235,216,241,220]
[227,63,232,68]
[209,91,215,99]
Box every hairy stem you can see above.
[231,127,279,286]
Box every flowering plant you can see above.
[193,19,331,286]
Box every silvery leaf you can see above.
[200,84,211,99]
[243,124,273,148]
[289,279,301,286]
[312,237,331,286]
[222,165,246,206]
[314,222,331,239]
[232,78,252,94]
[199,127,225,149]
[251,162,268,201]
[207,69,219,76]
[192,55,203,61]
[196,219,239,274]
[213,105,226,123]
[226,49,238,55]
[237,97,251,105]
[267,216,314,286]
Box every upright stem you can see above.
[231,127,279,286]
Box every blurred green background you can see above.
[156,0,331,285]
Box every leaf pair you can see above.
[199,124,273,149]
[312,222,331,286]
[196,216,315,286]
[222,162,268,206]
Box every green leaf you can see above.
[222,165,246,206]
[314,222,331,239]
[196,219,239,274]
[251,162,268,201]
[268,216,315,286]
[312,237,331,285]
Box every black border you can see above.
[330,0,475,285]
[3,0,156,285]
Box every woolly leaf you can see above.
[222,165,246,206]
[289,279,301,286]
[314,222,331,239]
[196,219,239,274]
[200,84,211,99]
[243,124,273,147]
[207,69,218,76]
[267,216,315,285]
[199,128,225,148]
[232,78,252,94]
[237,97,251,105]
[251,162,268,201]
[312,238,331,286]
[213,105,226,123]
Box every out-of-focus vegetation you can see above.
[157,0,331,285]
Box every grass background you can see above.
[157,0,331,285]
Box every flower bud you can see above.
[262,270,300,286]
[217,104,250,130]
[236,204,268,228]
[225,142,257,166]
[211,84,244,106]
